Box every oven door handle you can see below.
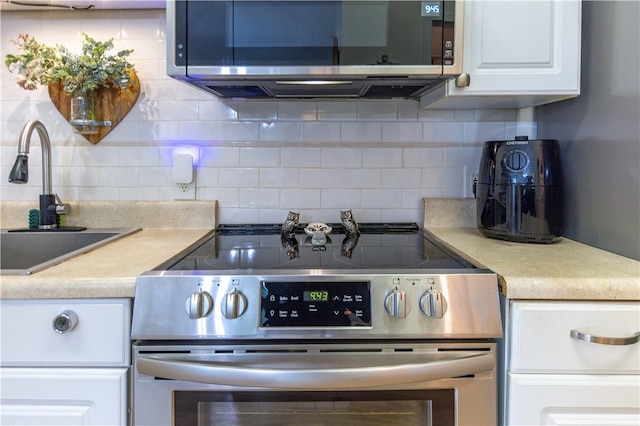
[136,352,494,389]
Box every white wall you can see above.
[0,9,519,225]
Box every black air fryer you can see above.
[476,136,563,243]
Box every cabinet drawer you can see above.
[1,299,131,367]
[509,301,640,374]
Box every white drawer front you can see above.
[1,299,131,367]
[509,301,640,374]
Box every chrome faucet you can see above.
[8,120,69,229]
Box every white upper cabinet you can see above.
[421,0,582,109]
[0,0,164,10]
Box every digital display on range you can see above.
[261,281,371,328]
[303,290,329,302]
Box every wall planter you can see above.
[48,72,140,144]
[5,33,138,144]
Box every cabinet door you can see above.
[0,367,128,426]
[507,373,640,425]
[422,0,581,109]
[460,0,581,93]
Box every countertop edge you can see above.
[0,228,211,300]
[425,227,640,301]
[3,223,639,301]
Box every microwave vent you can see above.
[204,86,270,98]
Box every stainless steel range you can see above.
[132,222,502,426]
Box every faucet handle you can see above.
[54,194,70,215]
[56,204,70,215]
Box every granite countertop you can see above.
[422,199,639,301]
[0,228,211,299]
[0,201,217,299]
[6,225,636,301]
[2,199,638,301]
[427,227,640,301]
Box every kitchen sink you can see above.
[0,228,141,275]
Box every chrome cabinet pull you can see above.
[570,329,640,346]
[52,310,79,334]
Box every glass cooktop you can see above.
[154,223,474,272]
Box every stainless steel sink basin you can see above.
[0,228,141,275]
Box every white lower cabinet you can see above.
[509,373,640,425]
[504,300,640,425]
[0,368,128,426]
[0,298,131,426]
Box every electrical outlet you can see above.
[471,171,478,199]
[173,182,196,200]
[463,166,479,199]
[171,150,196,200]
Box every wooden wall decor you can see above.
[47,72,140,144]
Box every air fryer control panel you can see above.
[502,150,530,173]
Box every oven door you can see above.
[133,342,497,426]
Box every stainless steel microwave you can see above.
[166,0,464,99]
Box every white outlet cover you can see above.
[172,153,193,184]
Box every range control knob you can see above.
[384,287,408,318]
[221,290,248,319]
[420,288,446,319]
[185,290,213,319]
[52,310,79,334]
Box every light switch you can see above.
[172,153,193,184]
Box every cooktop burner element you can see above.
[154,223,472,272]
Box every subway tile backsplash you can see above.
[0,9,518,225]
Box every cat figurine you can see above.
[281,211,300,235]
[340,210,360,235]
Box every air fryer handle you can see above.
[506,183,521,234]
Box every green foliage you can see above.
[5,33,136,95]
